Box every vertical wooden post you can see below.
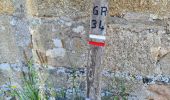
[86,0,108,100]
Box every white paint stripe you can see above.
[89,34,106,40]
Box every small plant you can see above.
[5,58,55,100]
[72,67,78,99]
[114,80,127,100]
[55,88,66,100]
[102,77,128,100]
[9,59,41,100]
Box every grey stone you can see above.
[52,38,63,48]
[46,48,66,57]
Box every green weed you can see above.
[9,59,41,100]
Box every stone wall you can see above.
[0,0,170,99]
[109,0,170,18]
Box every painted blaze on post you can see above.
[89,1,108,47]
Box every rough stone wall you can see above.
[0,0,14,14]
[0,0,30,64]
[0,0,170,99]
[26,0,91,17]
[105,15,170,75]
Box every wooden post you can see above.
[86,0,108,100]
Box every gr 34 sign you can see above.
[90,1,108,35]
[91,6,107,31]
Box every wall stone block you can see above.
[0,0,14,15]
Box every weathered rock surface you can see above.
[147,84,170,100]
[0,16,20,63]
[26,0,91,18]
[109,0,170,18]
[0,0,14,15]
[105,16,170,75]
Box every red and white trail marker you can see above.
[88,0,108,47]
[88,34,106,47]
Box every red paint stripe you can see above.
[88,41,105,47]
